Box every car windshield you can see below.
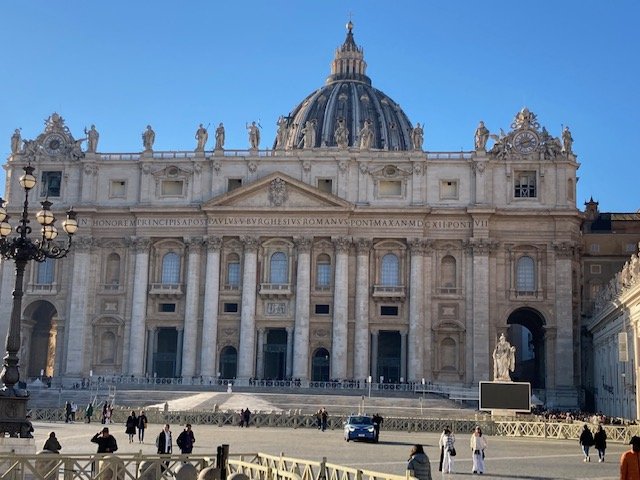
[348,416,373,425]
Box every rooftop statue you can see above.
[195,123,208,152]
[492,333,516,382]
[247,121,260,149]
[85,125,99,153]
[10,128,21,154]
[358,119,374,150]
[215,123,225,150]
[562,126,573,154]
[411,123,424,151]
[334,118,349,148]
[142,125,155,152]
[275,116,287,150]
[474,121,489,151]
[300,120,316,149]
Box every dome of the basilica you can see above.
[274,22,414,151]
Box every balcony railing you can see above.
[259,283,292,297]
[222,284,241,292]
[149,283,183,296]
[27,283,57,295]
[437,287,461,295]
[372,285,406,298]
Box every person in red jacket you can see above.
[620,435,640,480]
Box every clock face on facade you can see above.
[513,130,539,154]
[43,133,66,155]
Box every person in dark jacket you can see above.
[407,444,432,480]
[579,424,595,462]
[176,424,196,454]
[91,427,118,453]
[43,431,62,453]
[137,410,148,443]
[125,411,137,443]
[156,424,172,454]
[593,424,607,462]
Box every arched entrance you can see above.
[219,346,237,379]
[312,348,330,381]
[506,307,546,388]
[23,300,58,379]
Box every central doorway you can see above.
[377,330,401,383]
[264,328,287,380]
[154,328,178,378]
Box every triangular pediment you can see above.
[202,171,352,211]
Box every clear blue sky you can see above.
[1,1,638,212]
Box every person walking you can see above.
[176,424,196,455]
[137,410,148,443]
[579,424,594,462]
[70,402,77,422]
[243,408,251,428]
[620,435,640,479]
[91,427,118,453]
[43,432,62,453]
[64,401,72,423]
[440,427,456,474]
[125,410,137,443]
[320,407,328,432]
[594,424,607,462]
[406,444,432,480]
[85,402,94,423]
[470,426,488,475]
[156,424,173,454]
[437,427,448,472]
[101,402,108,424]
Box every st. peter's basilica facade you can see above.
[0,24,581,407]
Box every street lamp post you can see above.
[367,375,372,398]
[0,164,77,437]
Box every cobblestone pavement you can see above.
[33,420,624,480]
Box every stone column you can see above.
[256,328,266,379]
[200,237,222,378]
[423,243,434,380]
[238,236,259,379]
[65,237,93,375]
[182,238,203,378]
[293,237,312,380]
[371,329,379,381]
[553,242,575,388]
[473,155,488,204]
[331,237,351,379]
[128,237,150,376]
[400,330,407,382]
[469,239,492,383]
[146,327,156,374]
[354,239,372,380]
[407,239,425,381]
[176,328,183,377]
[286,326,294,379]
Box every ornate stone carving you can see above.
[553,241,575,258]
[465,238,499,255]
[269,178,288,207]
[140,163,151,174]
[408,238,432,255]
[302,160,312,172]
[73,236,95,252]
[412,163,424,176]
[359,163,369,175]
[293,237,312,253]
[83,164,98,176]
[130,237,151,253]
[334,118,349,148]
[411,123,424,151]
[241,236,260,252]
[474,121,489,151]
[355,238,372,254]
[248,161,258,173]
[338,160,348,172]
[492,333,516,381]
[185,237,204,253]
[333,236,352,253]
[212,160,222,175]
[204,236,223,252]
[472,161,486,175]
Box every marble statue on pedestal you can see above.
[492,333,516,381]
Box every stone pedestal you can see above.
[0,394,32,438]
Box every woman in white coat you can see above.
[439,427,456,474]
[469,426,488,474]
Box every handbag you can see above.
[449,447,457,457]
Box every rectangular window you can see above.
[440,180,458,199]
[223,303,239,313]
[590,264,601,274]
[109,180,126,198]
[161,180,184,196]
[380,305,399,316]
[227,263,241,287]
[378,180,402,197]
[514,172,536,198]
[228,178,242,192]
[159,303,176,313]
[317,178,333,194]
[37,258,55,284]
[590,244,600,253]
[315,304,330,315]
[40,171,62,197]
[316,264,331,288]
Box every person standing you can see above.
[125,411,137,443]
[176,424,196,455]
[579,424,594,462]
[70,402,77,422]
[43,431,61,453]
[243,408,252,427]
[470,426,488,475]
[440,427,456,474]
[594,425,607,462]
[620,435,640,479]
[156,424,172,454]
[91,427,118,453]
[406,444,432,480]
[101,402,108,424]
[85,402,94,423]
[372,413,383,442]
[137,410,148,443]
[320,407,328,432]
[64,402,72,423]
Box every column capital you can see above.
[257,327,266,335]
[464,238,499,255]
[73,236,96,252]
[553,241,575,258]
[204,236,223,252]
[128,237,151,253]
[241,236,260,252]
[355,237,372,254]
[332,236,352,253]
[286,326,294,334]
[293,237,312,253]
[408,238,432,255]
[185,236,204,253]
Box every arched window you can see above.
[37,258,55,284]
[380,253,399,286]
[227,253,241,288]
[106,253,121,285]
[316,254,332,288]
[441,256,456,288]
[270,252,288,284]
[162,252,181,284]
[516,256,535,292]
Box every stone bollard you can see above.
[98,455,125,480]
[175,462,198,480]
[138,460,162,480]
[228,473,249,480]
[35,450,60,480]
[198,467,221,480]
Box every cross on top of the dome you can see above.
[327,21,371,85]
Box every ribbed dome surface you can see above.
[274,23,414,151]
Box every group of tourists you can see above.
[89,422,195,455]
[406,425,488,478]
[578,423,608,462]
[124,410,149,443]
